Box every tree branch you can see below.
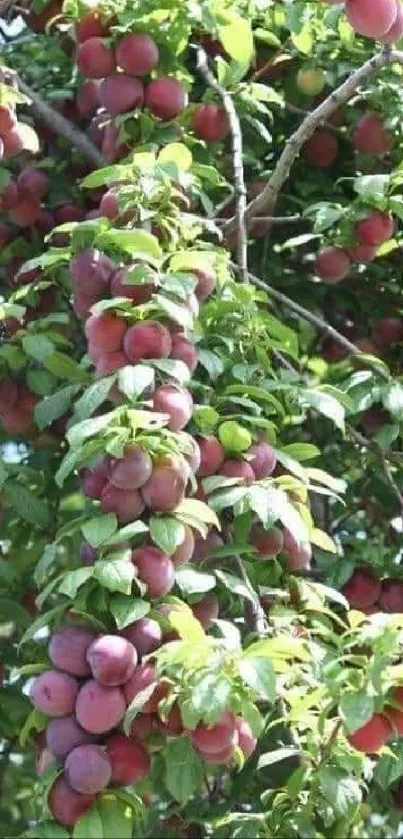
[224,49,392,236]
[231,261,390,382]
[196,47,248,282]
[16,77,104,168]
[349,427,403,514]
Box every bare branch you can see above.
[231,261,390,382]
[196,47,248,282]
[224,49,392,236]
[16,77,104,168]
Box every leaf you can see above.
[123,681,158,734]
[219,15,254,71]
[97,228,162,262]
[19,708,48,747]
[198,349,224,381]
[34,543,58,586]
[34,385,79,430]
[148,516,185,555]
[310,529,337,553]
[338,692,374,734]
[257,748,300,770]
[239,657,276,702]
[24,822,69,839]
[94,558,134,594]
[169,607,206,642]
[175,567,216,595]
[96,796,133,839]
[216,570,259,606]
[59,567,94,598]
[44,351,88,382]
[318,768,362,818]
[117,365,154,399]
[110,594,150,630]
[19,605,66,647]
[73,806,103,839]
[104,520,148,546]
[305,468,346,494]
[82,514,118,548]
[74,377,115,421]
[163,736,204,805]
[174,498,220,530]
[301,389,345,431]
[281,443,320,462]
[245,636,310,662]
[158,143,192,171]
[81,164,129,188]
[3,481,49,528]
[151,358,190,385]
[353,174,390,201]
[22,334,54,362]
[67,412,115,447]
[383,382,403,421]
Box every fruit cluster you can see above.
[342,567,403,614]
[314,211,394,283]
[348,687,403,753]
[31,625,256,826]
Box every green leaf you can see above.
[82,514,118,548]
[149,516,185,555]
[117,365,154,400]
[97,228,162,262]
[151,358,190,385]
[159,143,192,171]
[74,377,115,421]
[44,351,88,382]
[104,520,148,546]
[123,681,158,734]
[59,567,94,598]
[19,708,48,747]
[35,385,79,430]
[96,796,133,839]
[239,657,276,702]
[19,605,66,647]
[216,570,258,606]
[0,597,30,625]
[281,443,320,462]
[318,768,362,818]
[94,557,134,594]
[110,594,150,630]
[22,334,54,362]
[338,692,374,734]
[257,748,300,770]
[174,498,220,530]
[175,567,216,595]
[67,412,115,447]
[383,382,403,421]
[301,389,345,431]
[198,349,224,381]
[353,174,390,201]
[23,822,69,839]
[219,421,252,454]
[81,164,129,188]
[3,482,49,528]
[163,736,204,805]
[73,806,103,839]
[219,15,254,71]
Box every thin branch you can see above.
[231,261,390,382]
[285,102,343,134]
[216,214,303,225]
[224,49,393,236]
[16,77,104,168]
[233,553,269,637]
[196,47,248,282]
[349,427,403,514]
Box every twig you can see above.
[233,553,269,637]
[285,102,343,134]
[224,49,393,236]
[231,261,390,382]
[196,47,248,282]
[216,214,303,225]
[16,76,104,168]
[349,427,403,514]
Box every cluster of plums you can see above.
[314,211,395,283]
[0,68,40,164]
[31,624,256,826]
[325,0,403,43]
[73,10,230,161]
[347,686,403,753]
[342,566,403,614]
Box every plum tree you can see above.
[30,671,78,717]
[144,77,187,120]
[192,104,230,142]
[191,711,236,754]
[48,626,96,677]
[86,634,137,685]
[352,112,392,155]
[105,734,151,785]
[75,680,126,733]
[109,446,153,490]
[152,384,193,431]
[305,131,338,167]
[99,75,144,116]
[122,617,162,656]
[314,247,351,283]
[46,716,93,760]
[251,525,284,559]
[77,38,116,79]
[347,714,392,752]
[345,0,398,38]
[123,321,172,361]
[141,460,186,511]
[132,546,175,598]
[65,744,112,794]
[342,568,382,608]
[100,482,145,522]
[48,775,95,827]
[116,33,159,75]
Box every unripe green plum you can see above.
[297,67,326,95]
